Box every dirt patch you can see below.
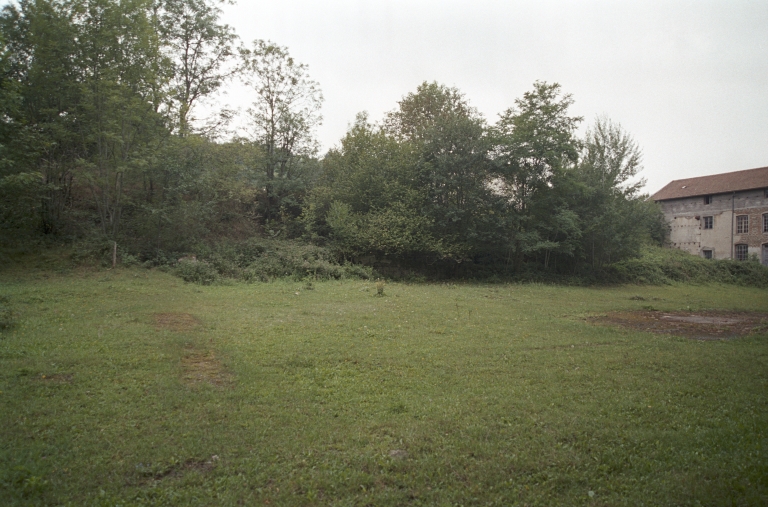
[591,311,768,340]
[181,349,232,387]
[153,313,201,332]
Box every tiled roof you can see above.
[652,166,768,201]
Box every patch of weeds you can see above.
[0,295,17,331]
[134,456,218,482]
[121,253,141,267]
[174,260,219,285]
[0,465,48,500]
[284,356,315,369]
[162,238,375,284]
[389,402,407,414]
[375,279,386,296]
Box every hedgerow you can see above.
[609,246,768,287]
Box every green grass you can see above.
[0,267,767,506]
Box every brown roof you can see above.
[652,166,768,201]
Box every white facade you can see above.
[657,189,768,264]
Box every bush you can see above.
[609,246,768,287]
[166,238,374,284]
[174,260,219,285]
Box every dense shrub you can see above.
[174,260,220,285]
[170,238,374,284]
[609,246,768,287]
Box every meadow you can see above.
[0,267,766,506]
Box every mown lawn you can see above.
[0,268,766,506]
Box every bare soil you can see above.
[181,348,232,387]
[591,311,768,340]
[153,312,201,332]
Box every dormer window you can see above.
[704,195,713,204]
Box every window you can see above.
[702,216,713,229]
[735,244,748,261]
[736,215,749,234]
[704,195,713,204]
[703,250,713,259]
[764,213,768,233]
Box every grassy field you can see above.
[0,267,767,506]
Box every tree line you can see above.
[0,0,667,277]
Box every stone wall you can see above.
[659,189,768,263]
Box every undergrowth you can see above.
[169,239,374,285]
[609,246,768,287]
[4,238,767,288]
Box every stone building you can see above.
[651,166,768,265]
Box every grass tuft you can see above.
[0,295,16,331]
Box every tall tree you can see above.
[157,0,237,136]
[574,117,655,268]
[304,112,444,260]
[75,0,168,238]
[240,39,322,222]
[384,82,500,262]
[0,0,83,234]
[492,81,583,270]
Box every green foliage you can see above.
[491,81,584,271]
[240,39,323,223]
[0,172,44,241]
[0,4,675,281]
[174,258,219,285]
[387,82,500,259]
[0,465,48,502]
[0,0,170,238]
[300,83,669,278]
[610,246,768,287]
[569,117,667,270]
[0,0,263,247]
[158,0,238,136]
[307,88,502,270]
[167,238,374,284]
[124,136,262,255]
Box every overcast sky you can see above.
[216,0,768,194]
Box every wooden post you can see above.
[112,241,117,268]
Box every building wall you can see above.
[658,189,768,263]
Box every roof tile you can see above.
[652,166,768,201]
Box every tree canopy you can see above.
[0,0,667,278]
